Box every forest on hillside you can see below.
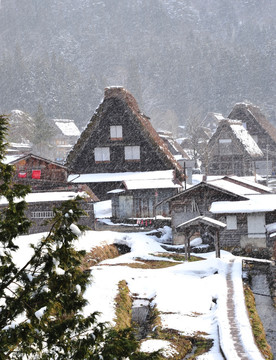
[0,0,275,134]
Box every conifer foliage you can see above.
[0,115,159,359]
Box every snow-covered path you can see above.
[218,259,265,360]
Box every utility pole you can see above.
[266,143,269,187]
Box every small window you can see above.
[226,215,237,230]
[242,122,247,129]
[31,211,54,218]
[110,125,122,140]
[125,146,140,160]
[94,147,110,162]
[32,170,41,179]
[219,139,232,155]
[247,214,265,238]
[252,135,258,143]
[219,139,232,144]
[18,171,27,178]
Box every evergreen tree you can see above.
[0,115,159,359]
[32,104,54,145]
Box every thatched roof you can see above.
[66,87,184,178]
[209,119,263,159]
[228,102,276,144]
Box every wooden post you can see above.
[184,231,188,261]
[188,235,191,260]
[215,230,220,258]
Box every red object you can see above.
[32,170,41,179]
[18,172,27,178]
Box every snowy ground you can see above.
[15,228,247,359]
[11,201,265,359]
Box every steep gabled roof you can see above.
[228,102,276,144]
[209,119,263,159]
[66,87,184,178]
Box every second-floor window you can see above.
[219,139,232,155]
[94,147,110,162]
[110,125,122,140]
[124,146,140,160]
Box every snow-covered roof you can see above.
[210,194,276,214]
[0,191,89,205]
[3,154,24,164]
[214,113,225,121]
[53,119,80,137]
[229,122,263,158]
[68,170,176,184]
[208,179,263,196]
[123,179,182,190]
[224,176,271,193]
[176,216,226,229]
[265,222,276,234]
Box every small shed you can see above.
[176,216,226,259]
[110,173,183,220]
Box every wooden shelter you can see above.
[176,216,226,259]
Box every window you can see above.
[32,170,41,179]
[18,171,27,178]
[124,146,140,160]
[219,139,232,155]
[94,147,110,162]
[242,122,247,129]
[247,214,265,238]
[226,215,237,230]
[110,125,122,140]
[31,211,54,219]
[252,135,258,143]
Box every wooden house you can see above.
[206,119,264,176]
[109,170,182,220]
[203,112,225,134]
[0,190,97,234]
[158,130,193,183]
[66,87,184,199]
[50,119,81,163]
[228,102,276,175]
[210,194,276,249]
[8,153,69,191]
[161,177,272,246]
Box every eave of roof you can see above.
[9,153,68,169]
[157,181,247,206]
[176,216,226,230]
